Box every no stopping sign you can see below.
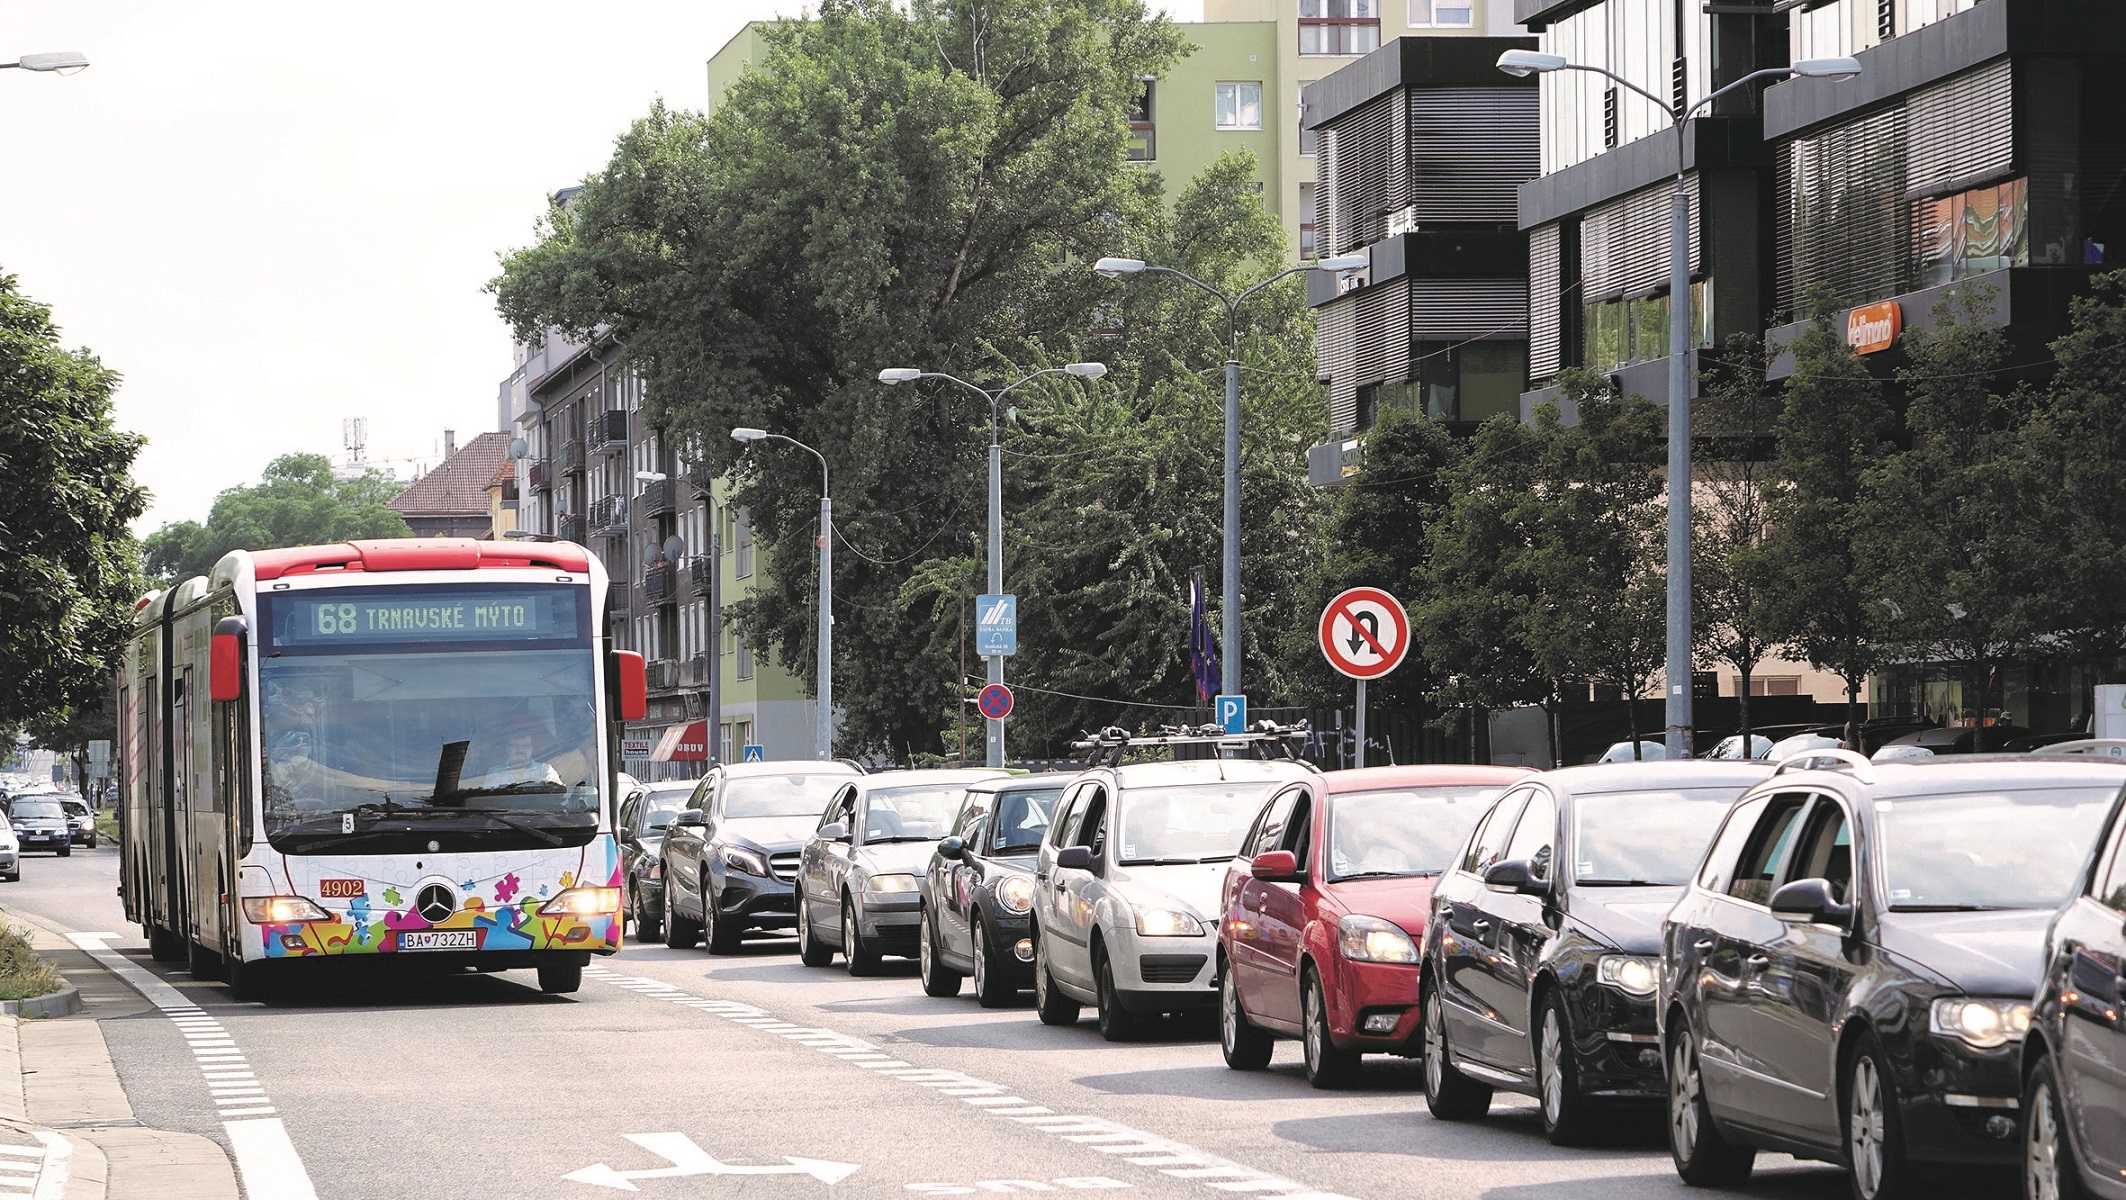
[1319,587,1410,680]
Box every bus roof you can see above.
[246,539,591,580]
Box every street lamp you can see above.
[1090,252,1368,699]
[1,52,89,74]
[1497,48,1860,757]
[877,362,1109,767]
[733,427,835,760]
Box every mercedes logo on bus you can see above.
[415,883,457,924]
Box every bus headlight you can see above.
[241,896,334,924]
[539,886,621,916]
[995,875,1036,914]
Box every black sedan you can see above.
[1661,752,2126,1199]
[1420,761,1773,1144]
[2020,752,2126,1200]
[662,761,860,953]
[918,774,1068,1005]
[618,782,693,942]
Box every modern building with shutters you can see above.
[501,304,824,778]
[1302,35,1541,484]
[1760,0,2126,381]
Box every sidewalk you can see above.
[0,915,238,1200]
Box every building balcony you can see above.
[687,555,715,593]
[647,658,681,691]
[684,466,713,501]
[558,441,584,475]
[686,653,710,686]
[590,410,627,452]
[644,563,677,605]
[589,496,627,537]
[641,478,674,517]
[556,513,586,544]
[528,461,552,491]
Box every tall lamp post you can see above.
[1091,252,1367,698]
[1495,48,1860,758]
[877,362,1108,769]
[732,428,834,761]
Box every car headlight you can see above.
[646,857,663,880]
[1337,915,1419,963]
[722,846,770,876]
[995,874,1036,915]
[1597,955,1659,997]
[1134,907,1204,937]
[540,886,621,916]
[1930,997,2031,1049]
[240,896,334,924]
[864,873,920,895]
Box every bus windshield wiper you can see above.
[321,805,571,847]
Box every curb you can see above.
[0,984,80,1020]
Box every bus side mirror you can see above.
[614,651,647,722]
[210,620,244,702]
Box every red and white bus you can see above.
[117,538,647,997]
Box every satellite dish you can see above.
[642,541,660,567]
[508,437,528,460]
[664,535,687,562]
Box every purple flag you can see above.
[1188,568,1221,702]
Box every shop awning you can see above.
[651,720,710,762]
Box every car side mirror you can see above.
[670,811,706,829]
[1770,877,1854,926]
[1250,850,1301,881]
[1483,858,1548,896]
[937,836,964,861]
[1055,846,1095,871]
[820,822,850,844]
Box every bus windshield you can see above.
[258,583,601,853]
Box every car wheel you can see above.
[57,844,70,858]
[1219,960,1273,1070]
[842,898,882,976]
[1302,968,1361,1089]
[633,883,663,942]
[703,885,742,955]
[662,878,701,949]
[1033,928,1081,1027]
[919,909,962,998]
[796,893,835,967]
[1668,1023,1756,1185]
[972,919,1012,1008]
[1846,1033,1917,1200]
[86,835,97,850]
[1422,981,1491,1119]
[1537,993,1599,1145]
[1094,943,1141,1042]
[536,961,583,994]
[2025,1055,2089,1200]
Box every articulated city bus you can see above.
[117,538,648,997]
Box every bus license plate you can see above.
[399,930,478,952]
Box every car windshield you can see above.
[1876,786,2120,910]
[1575,788,1752,886]
[990,787,1062,853]
[637,789,691,831]
[724,775,843,819]
[12,801,63,820]
[1327,787,1508,880]
[62,802,86,815]
[864,785,965,841]
[257,584,600,852]
[1116,780,1283,864]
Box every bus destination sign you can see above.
[270,588,583,649]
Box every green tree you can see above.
[1759,288,1897,743]
[141,453,409,583]
[492,0,1191,756]
[1863,286,2043,745]
[1693,334,1784,747]
[0,272,147,731]
[2028,270,2126,688]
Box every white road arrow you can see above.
[566,1133,860,1191]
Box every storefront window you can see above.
[1914,177,2029,289]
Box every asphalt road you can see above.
[0,849,1878,1200]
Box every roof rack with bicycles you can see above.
[1069,720,1313,769]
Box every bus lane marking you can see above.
[68,934,318,1200]
[585,966,1357,1200]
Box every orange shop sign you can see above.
[1846,301,1901,354]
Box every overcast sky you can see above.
[3,2,1199,531]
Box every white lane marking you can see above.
[565,1132,860,1190]
[68,936,313,1199]
[584,966,1358,1200]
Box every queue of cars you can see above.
[623,736,2126,1200]
[0,782,102,881]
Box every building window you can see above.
[736,633,754,681]
[1300,0,1380,56]
[1128,81,1156,162]
[1407,0,1472,26]
[1300,184,1318,259]
[734,507,754,578]
[1215,82,1263,131]
[1913,177,2029,289]
[1581,283,1710,371]
[1735,676,1802,697]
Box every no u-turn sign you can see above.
[1319,587,1410,680]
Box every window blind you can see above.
[1905,59,2013,198]
[1580,175,1701,300]
[1528,223,1563,380]
[1408,88,1538,224]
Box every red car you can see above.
[1217,764,1534,1087]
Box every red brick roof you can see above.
[386,431,513,517]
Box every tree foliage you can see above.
[2029,270,2126,677]
[0,273,147,729]
[1693,334,1783,742]
[141,453,409,584]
